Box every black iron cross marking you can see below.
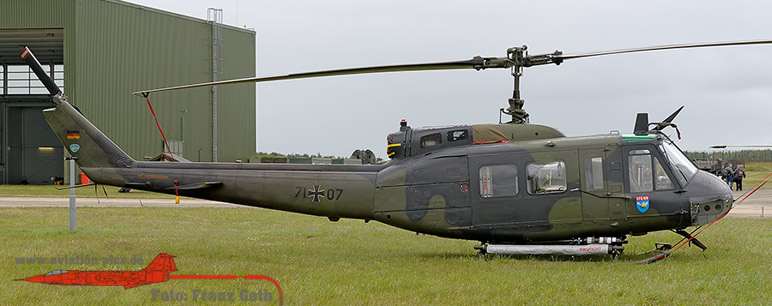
[308,185,326,202]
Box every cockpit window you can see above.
[45,270,68,276]
[628,148,675,192]
[659,139,698,186]
[655,160,674,190]
[628,150,653,192]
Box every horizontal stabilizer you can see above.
[166,182,223,190]
[54,183,96,190]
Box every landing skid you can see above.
[633,242,672,264]
[633,229,709,264]
[475,237,626,259]
[674,229,707,251]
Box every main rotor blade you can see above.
[556,39,772,62]
[710,145,772,149]
[134,39,772,96]
[133,57,486,96]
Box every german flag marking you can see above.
[66,130,80,140]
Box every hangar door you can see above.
[0,28,64,184]
[4,105,63,184]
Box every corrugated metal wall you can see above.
[1,0,255,162]
[0,0,76,82]
[215,26,257,162]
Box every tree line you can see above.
[685,149,772,161]
[253,152,349,159]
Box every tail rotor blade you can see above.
[652,105,684,131]
[20,47,62,96]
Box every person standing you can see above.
[734,165,746,191]
[723,163,734,189]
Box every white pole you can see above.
[69,158,76,232]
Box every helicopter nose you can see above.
[22,275,45,283]
[687,171,733,226]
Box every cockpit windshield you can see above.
[658,137,698,186]
[45,270,68,276]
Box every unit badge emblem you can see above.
[635,196,650,213]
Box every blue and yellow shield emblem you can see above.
[635,196,650,213]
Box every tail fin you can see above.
[143,253,177,273]
[22,47,134,170]
[43,97,135,169]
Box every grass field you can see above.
[744,161,772,189]
[3,206,772,305]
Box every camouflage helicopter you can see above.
[21,40,771,261]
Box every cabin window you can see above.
[447,130,468,142]
[479,165,518,198]
[420,133,442,148]
[527,161,567,194]
[584,157,604,191]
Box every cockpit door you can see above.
[624,147,681,218]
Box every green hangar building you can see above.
[0,0,256,184]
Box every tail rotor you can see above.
[633,106,684,139]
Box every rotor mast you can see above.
[500,46,563,124]
[505,46,528,123]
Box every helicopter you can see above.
[21,40,771,261]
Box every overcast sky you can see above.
[128,0,772,158]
